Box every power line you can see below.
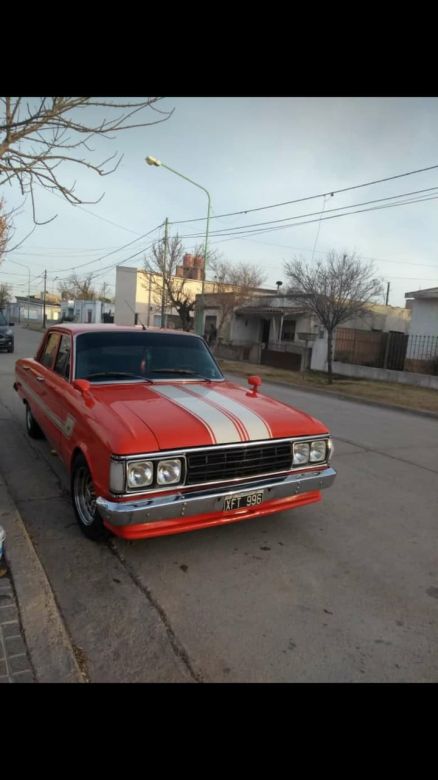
[49,223,163,273]
[168,162,438,225]
[177,191,438,242]
[47,189,144,236]
[191,185,438,236]
[210,235,438,270]
[51,240,157,283]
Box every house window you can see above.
[281,319,296,342]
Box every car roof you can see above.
[48,324,202,338]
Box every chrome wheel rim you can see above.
[74,466,97,527]
[26,406,33,431]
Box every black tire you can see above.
[71,454,108,541]
[25,403,44,439]
[7,344,13,353]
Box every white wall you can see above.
[409,299,438,336]
[115,267,138,325]
[328,361,438,390]
[310,332,329,371]
[231,315,260,343]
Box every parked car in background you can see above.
[14,324,336,541]
[0,311,14,353]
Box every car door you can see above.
[25,331,62,449]
[49,332,79,465]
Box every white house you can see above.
[61,299,114,323]
[404,286,438,373]
[404,286,438,335]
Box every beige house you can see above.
[115,266,218,329]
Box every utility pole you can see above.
[161,218,168,329]
[385,281,390,306]
[43,269,47,329]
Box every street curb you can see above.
[0,478,84,683]
[224,370,438,421]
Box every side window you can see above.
[39,333,61,369]
[54,334,71,380]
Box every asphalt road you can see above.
[0,325,437,682]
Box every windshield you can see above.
[75,331,224,382]
[0,312,7,326]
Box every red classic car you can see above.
[14,324,336,541]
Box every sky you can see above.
[1,96,438,308]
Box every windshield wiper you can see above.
[151,369,212,381]
[85,372,153,383]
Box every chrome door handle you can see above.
[35,375,45,382]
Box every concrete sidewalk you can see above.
[0,470,84,683]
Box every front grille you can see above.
[186,441,293,485]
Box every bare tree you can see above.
[208,259,266,340]
[58,273,96,301]
[143,235,204,331]
[284,251,384,383]
[0,197,10,264]
[97,281,113,303]
[0,97,174,224]
[0,282,11,309]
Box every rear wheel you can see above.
[25,404,44,439]
[71,454,108,541]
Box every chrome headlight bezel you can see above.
[121,455,185,493]
[293,437,332,468]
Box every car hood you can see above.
[88,380,329,454]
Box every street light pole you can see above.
[145,156,211,333]
[43,269,47,329]
[161,217,169,328]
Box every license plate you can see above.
[223,490,264,511]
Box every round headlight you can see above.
[157,459,182,485]
[127,461,153,488]
[310,440,327,463]
[293,442,310,466]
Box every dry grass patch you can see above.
[218,359,438,414]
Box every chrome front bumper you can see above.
[96,467,336,526]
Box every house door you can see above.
[261,319,271,346]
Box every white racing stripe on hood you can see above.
[186,385,272,440]
[149,384,242,444]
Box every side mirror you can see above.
[72,378,94,408]
[72,379,91,394]
[247,375,262,393]
[9,322,14,327]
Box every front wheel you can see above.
[71,454,108,541]
[25,403,44,439]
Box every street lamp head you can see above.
[145,155,161,167]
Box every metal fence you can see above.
[334,329,438,375]
[404,334,438,375]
